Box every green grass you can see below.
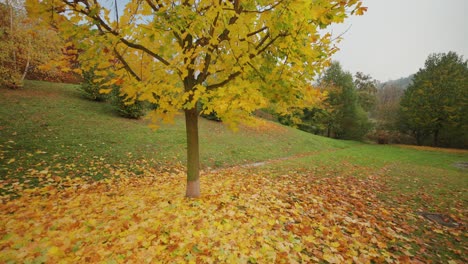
[264,144,467,211]
[0,80,348,181]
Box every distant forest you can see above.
[378,75,414,90]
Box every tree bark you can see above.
[8,1,17,73]
[20,51,30,84]
[184,107,200,198]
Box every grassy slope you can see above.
[0,81,347,178]
[1,80,467,262]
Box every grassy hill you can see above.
[1,81,467,262]
[0,81,351,180]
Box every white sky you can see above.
[328,0,468,81]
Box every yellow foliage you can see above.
[27,0,366,127]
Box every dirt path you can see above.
[205,147,346,173]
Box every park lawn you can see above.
[0,81,467,263]
[262,144,467,211]
[0,80,348,185]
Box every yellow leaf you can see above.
[47,246,63,257]
[330,241,340,248]
[99,88,113,94]
[323,252,340,263]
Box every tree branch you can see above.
[256,33,288,55]
[247,62,266,82]
[144,0,160,12]
[255,32,270,49]
[113,47,142,82]
[61,0,171,67]
[206,71,241,90]
[223,0,283,14]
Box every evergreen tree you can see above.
[354,72,377,112]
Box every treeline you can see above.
[278,52,467,149]
[279,62,374,140]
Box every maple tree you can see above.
[28,0,367,197]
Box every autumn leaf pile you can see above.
[3,161,465,263]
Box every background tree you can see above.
[399,52,467,147]
[376,84,404,129]
[378,75,413,90]
[318,62,371,140]
[29,0,366,197]
[372,83,405,144]
[0,0,62,88]
[354,71,377,112]
[277,91,329,135]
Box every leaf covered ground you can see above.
[1,161,466,263]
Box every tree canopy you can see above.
[354,71,377,112]
[399,51,468,147]
[28,0,366,197]
[318,61,371,140]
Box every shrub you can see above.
[367,129,414,145]
[79,68,108,101]
[110,87,147,119]
[340,105,373,140]
[0,70,22,89]
[253,109,278,122]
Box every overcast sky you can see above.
[328,0,468,82]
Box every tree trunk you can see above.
[415,131,422,146]
[433,129,439,147]
[20,52,30,84]
[184,107,200,198]
[8,1,17,73]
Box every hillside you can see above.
[0,81,350,180]
[378,75,414,89]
